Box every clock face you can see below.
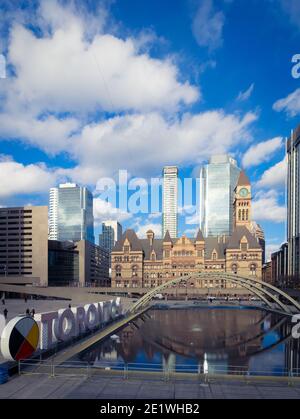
[239,188,248,198]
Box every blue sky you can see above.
[0,0,300,259]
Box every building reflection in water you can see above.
[77,308,299,375]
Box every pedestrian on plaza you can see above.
[24,296,27,303]
[3,308,8,320]
[68,304,71,309]
[26,308,30,316]
[2,298,5,305]
[31,308,35,318]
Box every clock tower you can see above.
[234,171,252,229]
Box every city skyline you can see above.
[0,1,300,401]
[0,0,299,261]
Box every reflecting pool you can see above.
[76,308,300,376]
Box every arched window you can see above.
[231,264,238,274]
[132,265,138,277]
[250,264,257,276]
[238,209,241,221]
[116,265,122,277]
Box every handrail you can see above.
[18,358,300,379]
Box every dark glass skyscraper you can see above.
[287,124,300,276]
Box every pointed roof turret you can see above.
[237,170,250,186]
[163,230,173,243]
[195,229,204,242]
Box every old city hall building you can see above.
[111,172,263,289]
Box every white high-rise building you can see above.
[162,166,178,238]
[49,187,58,240]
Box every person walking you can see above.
[26,308,30,316]
[31,308,35,318]
[3,308,8,320]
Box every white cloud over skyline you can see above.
[242,137,283,168]
[0,156,60,198]
[93,197,133,226]
[252,190,286,223]
[256,158,287,189]
[273,88,300,116]
[67,110,257,183]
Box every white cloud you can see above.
[37,0,108,38]
[252,190,286,223]
[237,83,255,102]
[0,112,79,154]
[0,0,203,157]
[0,0,259,203]
[256,158,287,188]
[135,222,162,239]
[192,0,225,51]
[265,244,282,262]
[67,110,257,183]
[242,137,283,168]
[5,8,199,115]
[93,197,132,226]
[273,88,300,116]
[0,157,59,197]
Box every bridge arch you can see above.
[127,272,300,315]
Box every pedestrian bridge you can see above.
[127,272,300,316]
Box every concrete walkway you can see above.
[1,373,300,399]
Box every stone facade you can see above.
[111,171,263,289]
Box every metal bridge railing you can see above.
[18,359,300,382]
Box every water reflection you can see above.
[77,308,300,376]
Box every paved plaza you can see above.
[0,373,300,399]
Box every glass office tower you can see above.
[50,183,95,243]
[99,221,122,253]
[200,155,241,237]
[287,124,300,277]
